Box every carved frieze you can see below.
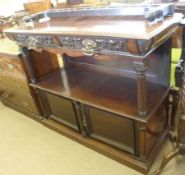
[58,36,128,54]
[137,39,153,55]
[13,34,155,56]
[59,37,82,49]
[14,34,57,48]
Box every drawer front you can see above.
[2,90,39,114]
[86,107,135,154]
[0,56,26,79]
[0,74,31,96]
[45,92,79,131]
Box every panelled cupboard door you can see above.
[86,107,135,154]
[45,93,80,131]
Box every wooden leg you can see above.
[151,147,179,175]
[20,47,37,83]
[170,89,179,131]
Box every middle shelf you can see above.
[30,65,169,122]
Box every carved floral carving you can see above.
[14,34,56,47]
[13,34,154,56]
[137,39,152,55]
[58,36,128,53]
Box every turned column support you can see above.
[19,47,37,83]
[135,121,147,160]
[133,60,148,117]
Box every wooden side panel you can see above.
[28,50,60,80]
[135,100,168,159]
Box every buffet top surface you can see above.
[5,5,183,40]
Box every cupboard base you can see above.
[1,99,169,174]
[42,118,169,174]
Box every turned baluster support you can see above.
[133,60,148,117]
[19,47,37,83]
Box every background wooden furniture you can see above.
[23,0,51,13]
[0,38,59,120]
[67,0,84,5]
[152,62,185,175]
[151,18,185,175]
[4,5,183,174]
[0,16,16,39]
[175,2,185,15]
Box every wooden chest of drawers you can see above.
[0,39,41,117]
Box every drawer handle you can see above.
[7,64,14,71]
[82,39,97,56]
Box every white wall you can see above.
[0,0,25,16]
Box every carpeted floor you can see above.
[0,102,184,175]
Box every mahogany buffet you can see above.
[4,4,183,174]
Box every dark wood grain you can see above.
[87,107,135,154]
[0,38,42,116]
[4,9,183,57]
[2,6,180,174]
[5,12,182,40]
[0,55,27,79]
[45,92,80,131]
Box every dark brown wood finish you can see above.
[30,65,169,122]
[45,92,80,131]
[0,41,41,116]
[3,6,183,174]
[133,61,148,117]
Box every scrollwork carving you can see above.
[60,37,82,49]
[138,122,146,131]
[133,60,149,78]
[137,39,152,55]
[58,36,128,54]
[14,34,57,48]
